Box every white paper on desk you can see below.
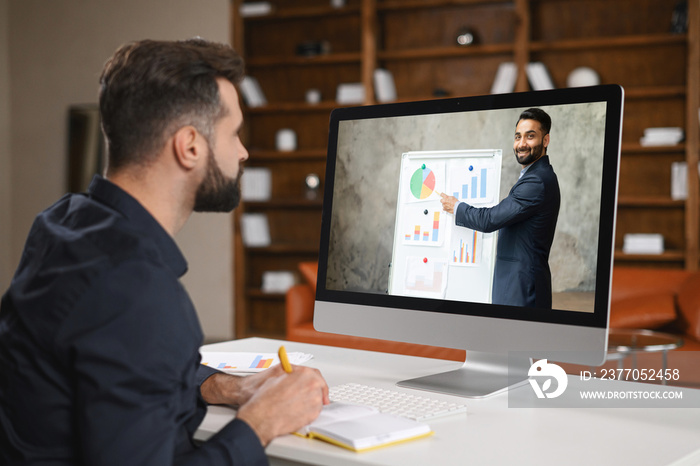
[200,351,313,374]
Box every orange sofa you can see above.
[286,263,700,359]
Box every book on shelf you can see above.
[373,68,397,103]
[491,62,517,94]
[240,213,271,247]
[261,270,296,293]
[670,161,700,200]
[239,2,272,17]
[295,402,433,452]
[640,127,685,147]
[622,234,664,255]
[336,83,365,104]
[239,76,267,108]
[241,167,271,201]
[526,62,554,91]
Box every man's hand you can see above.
[200,365,291,407]
[235,366,329,446]
[440,192,459,214]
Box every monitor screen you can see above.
[314,85,623,397]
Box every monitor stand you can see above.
[396,351,531,398]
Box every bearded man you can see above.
[440,108,561,308]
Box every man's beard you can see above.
[513,141,545,166]
[193,144,242,213]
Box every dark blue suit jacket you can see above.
[455,155,560,308]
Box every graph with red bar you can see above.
[451,228,483,266]
[402,209,444,246]
[249,355,274,369]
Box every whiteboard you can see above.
[388,150,502,303]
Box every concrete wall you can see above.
[3,0,235,341]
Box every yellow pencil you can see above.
[278,345,293,373]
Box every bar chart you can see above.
[403,210,444,246]
[451,228,483,266]
[452,167,487,200]
[404,257,448,298]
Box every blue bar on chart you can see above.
[432,212,440,241]
[405,211,441,244]
[456,167,488,201]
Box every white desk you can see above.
[197,338,700,466]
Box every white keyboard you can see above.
[329,383,468,422]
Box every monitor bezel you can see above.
[316,85,623,331]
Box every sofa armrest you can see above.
[285,283,314,339]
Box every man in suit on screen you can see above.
[440,108,560,308]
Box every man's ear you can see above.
[173,126,206,170]
[543,133,550,150]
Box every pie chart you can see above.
[410,166,436,199]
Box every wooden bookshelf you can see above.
[231,0,700,338]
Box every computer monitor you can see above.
[314,85,623,398]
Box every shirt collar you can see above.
[519,164,532,179]
[519,155,548,179]
[87,175,188,277]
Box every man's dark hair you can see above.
[99,38,245,172]
[517,108,552,135]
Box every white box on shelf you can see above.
[373,69,397,103]
[261,271,296,293]
[241,167,271,201]
[670,161,700,201]
[240,2,272,17]
[622,233,664,255]
[526,62,554,91]
[239,76,267,108]
[240,213,271,247]
[491,62,517,94]
[640,127,684,146]
[336,83,365,104]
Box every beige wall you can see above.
[0,0,11,289]
[4,0,235,341]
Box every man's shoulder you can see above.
[521,156,558,184]
[38,192,159,261]
[12,193,166,304]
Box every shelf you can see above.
[246,52,362,68]
[621,143,685,154]
[531,33,687,53]
[378,0,513,11]
[379,43,514,61]
[233,0,700,340]
[245,102,342,114]
[243,198,323,209]
[247,289,286,301]
[247,149,327,160]
[617,196,685,208]
[246,244,320,255]
[624,86,686,100]
[614,250,686,263]
[243,5,360,21]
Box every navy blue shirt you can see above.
[0,176,267,465]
